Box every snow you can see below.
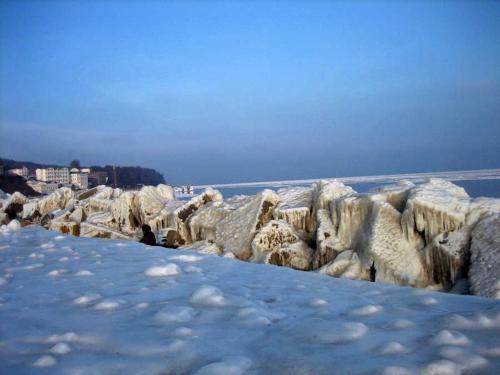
[430,330,470,346]
[1,226,500,374]
[50,342,72,355]
[33,355,57,368]
[190,285,226,307]
[144,263,181,277]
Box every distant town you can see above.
[0,158,193,196]
[2,164,106,194]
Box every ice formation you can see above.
[215,189,279,260]
[366,201,426,287]
[469,213,500,298]
[251,220,314,270]
[2,178,500,298]
[188,201,231,242]
[318,250,367,279]
[273,186,313,233]
[312,208,343,268]
[312,179,355,213]
[161,188,222,246]
[401,179,470,244]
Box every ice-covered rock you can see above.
[318,250,367,279]
[21,200,40,221]
[273,186,313,233]
[265,240,314,271]
[401,179,470,244]
[49,220,80,236]
[421,228,470,288]
[87,196,113,214]
[38,188,75,216]
[330,194,378,251]
[188,201,232,242]
[469,213,500,299]
[161,188,223,246]
[2,192,28,218]
[370,180,415,212]
[7,191,28,206]
[251,220,298,262]
[215,189,279,260]
[135,185,174,224]
[312,209,344,269]
[110,191,140,232]
[367,201,426,287]
[180,240,222,255]
[80,222,132,240]
[77,186,100,200]
[467,197,500,226]
[313,180,355,213]
[68,206,87,224]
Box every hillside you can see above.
[0,174,39,196]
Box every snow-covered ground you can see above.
[1,226,499,375]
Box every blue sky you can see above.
[1,0,499,185]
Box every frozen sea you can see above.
[197,179,500,199]
[1,225,500,374]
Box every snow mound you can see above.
[350,304,384,316]
[33,355,57,368]
[190,285,225,307]
[430,330,469,346]
[193,356,253,375]
[155,306,197,323]
[317,322,369,344]
[50,342,72,355]
[145,263,181,277]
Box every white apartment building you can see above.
[27,180,58,195]
[8,166,29,179]
[35,168,70,184]
[70,169,89,190]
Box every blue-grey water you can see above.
[195,179,500,199]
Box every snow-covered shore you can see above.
[1,226,499,374]
[1,177,500,298]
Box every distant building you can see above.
[27,180,58,194]
[88,171,108,186]
[36,168,70,184]
[8,166,29,179]
[70,169,89,190]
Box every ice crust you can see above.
[1,226,499,374]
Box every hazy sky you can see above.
[1,1,499,185]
